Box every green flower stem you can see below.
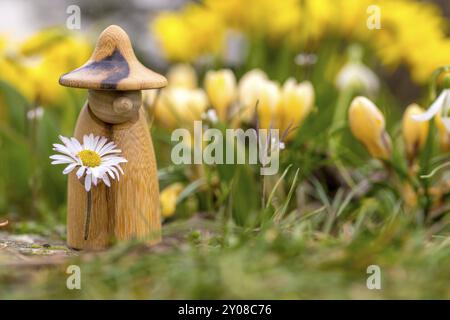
[84,190,92,241]
[329,85,357,187]
[28,98,40,219]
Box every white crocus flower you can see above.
[336,62,379,95]
[50,134,127,192]
[412,89,450,130]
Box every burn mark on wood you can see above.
[98,49,130,89]
[61,49,130,90]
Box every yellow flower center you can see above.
[77,150,101,167]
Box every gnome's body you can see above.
[60,25,167,250]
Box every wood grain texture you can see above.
[59,25,167,90]
[111,107,161,244]
[88,89,141,124]
[67,102,161,250]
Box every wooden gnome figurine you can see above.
[59,25,167,250]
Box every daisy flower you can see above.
[50,134,127,191]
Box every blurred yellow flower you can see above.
[279,78,314,140]
[435,114,450,152]
[160,183,184,218]
[256,80,281,130]
[402,104,429,161]
[242,73,314,140]
[348,96,392,160]
[154,87,208,130]
[302,0,335,43]
[375,0,449,83]
[337,0,373,40]
[152,13,193,62]
[235,69,316,140]
[0,36,35,101]
[204,69,237,122]
[166,64,198,89]
[21,30,91,105]
[152,4,225,62]
[237,69,268,122]
[206,0,301,40]
[152,0,450,84]
[401,182,418,208]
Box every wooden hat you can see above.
[59,25,167,90]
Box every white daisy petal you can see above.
[70,138,83,153]
[90,167,100,178]
[83,135,91,150]
[83,135,94,150]
[59,135,72,146]
[93,135,100,148]
[76,166,86,179]
[102,173,111,187]
[63,162,77,175]
[51,160,73,165]
[52,143,76,157]
[50,154,77,163]
[84,174,92,192]
[92,174,98,186]
[114,164,124,175]
[106,168,115,179]
[98,142,116,156]
[101,150,122,157]
[95,137,108,153]
[89,134,95,150]
[102,156,126,163]
[63,136,81,155]
[110,167,120,180]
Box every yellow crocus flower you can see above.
[0,36,35,101]
[205,0,301,40]
[154,87,208,130]
[19,29,91,105]
[152,4,224,62]
[435,114,450,152]
[348,96,392,160]
[237,69,268,122]
[160,183,184,218]
[402,104,429,161]
[256,80,281,130]
[152,13,194,62]
[204,69,237,122]
[239,73,315,140]
[166,64,198,89]
[279,78,314,139]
